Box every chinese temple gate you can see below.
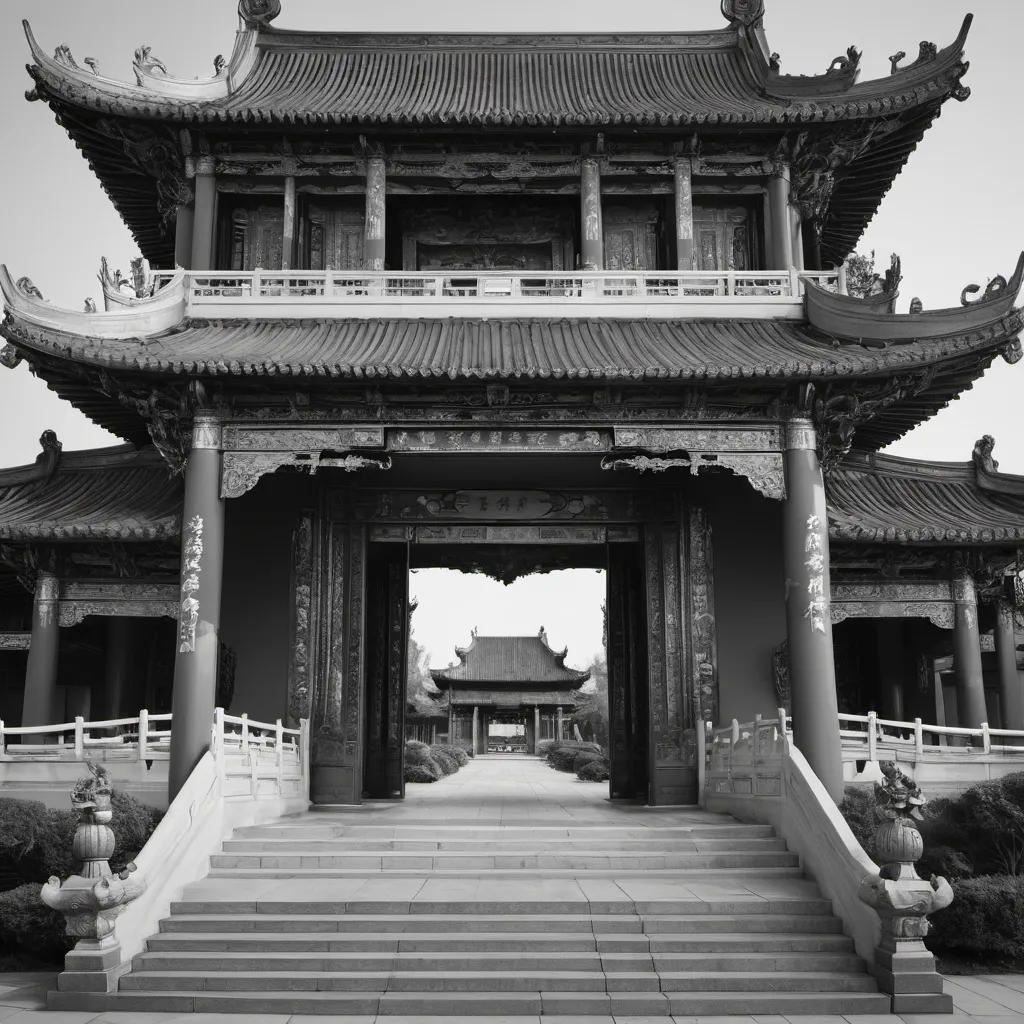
[430,629,590,756]
[0,0,1021,817]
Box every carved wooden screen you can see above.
[228,204,284,271]
[692,204,753,272]
[363,541,410,799]
[603,203,658,271]
[304,201,364,271]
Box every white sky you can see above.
[0,1,1021,666]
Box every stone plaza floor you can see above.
[1,755,1019,1023]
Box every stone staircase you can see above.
[93,803,890,1016]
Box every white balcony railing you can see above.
[142,268,837,322]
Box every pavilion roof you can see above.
[430,632,590,689]
[0,443,181,542]
[21,11,972,267]
[3,301,1019,453]
[448,690,584,708]
[828,445,1024,545]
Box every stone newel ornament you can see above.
[40,763,147,992]
[857,762,954,1013]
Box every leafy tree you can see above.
[406,599,442,716]
[843,250,877,298]
[571,653,609,749]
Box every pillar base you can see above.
[52,936,127,996]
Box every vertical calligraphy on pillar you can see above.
[687,508,719,725]
[804,514,827,633]
[178,515,203,653]
[364,158,386,272]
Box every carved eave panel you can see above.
[829,580,954,629]
[0,631,32,651]
[57,579,179,627]
[606,425,785,501]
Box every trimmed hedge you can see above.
[0,884,73,963]
[573,750,606,773]
[928,875,1024,960]
[404,765,439,784]
[546,741,605,774]
[404,739,472,784]
[577,760,611,783]
[430,748,459,776]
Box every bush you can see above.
[435,744,469,768]
[0,883,73,963]
[577,760,611,782]
[839,786,878,856]
[404,740,440,781]
[430,747,459,776]
[404,764,439,784]
[548,746,584,772]
[573,750,606,773]
[536,740,556,757]
[928,875,1024,960]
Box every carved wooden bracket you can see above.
[57,581,179,628]
[829,582,955,630]
[602,450,786,502]
[221,452,392,499]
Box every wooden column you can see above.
[534,705,541,753]
[282,176,297,270]
[876,620,905,722]
[21,571,60,727]
[768,163,793,270]
[174,202,195,270]
[190,156,217,272]
[448,701,454,744]
[952,564,988,731]
[472,706,480,755]
[995,596,1023,730]
[674,157,694,270]
[99,616,136,720]
[168,413,225,800]
[783,419,843,803]
[580,157,604,270]
[790,205,805,271]
[364,156,386,271]
[556,705,564,741]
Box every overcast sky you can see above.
[0,1,1019,667]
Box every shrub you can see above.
[404,740,440,781]
[577,760,611,783]
[0,883,73,963]
[928,875,1024,960]
[536,740,556,757]
[430,747,459,776]
[436,744,469,768]
[548,746,584,772]
[838,786,878,855]
[573,749,606,773]
[404,764,438,784]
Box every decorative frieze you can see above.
[614,425,784,453]
[56,581,179,628]
[414,525,607,545]
[602,452,785,502]
[387,428,610,453]
[0,632,31,651]
[829,580,955,629]
[221,450,391,498]
[223,426,384,451]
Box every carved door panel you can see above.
[306,203,364,271]
[229,205,284,271]
[692,205,751,272]
[607,543,649,800]
[604,204,658,271]
[363,542,410,799]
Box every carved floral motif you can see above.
[287,512,314,727]
[178,515,203,653]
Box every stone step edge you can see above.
[160,910,838,924]
[204,867,806,878]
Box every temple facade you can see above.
[430,629,589,755]
[0,0,1022,810]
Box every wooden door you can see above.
[228,205,284,270]
[692,205,752,271]
[306,202,364,271]
[363,542,410,799]
[604,204,658,271]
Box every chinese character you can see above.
[517,497,528,510]
[804,553,825,573]
[478,497,489,511]
[806,514,821,531]
[497,497,510,511]
[807,575,824,598]
[805,533,822,554]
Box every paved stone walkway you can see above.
[2,755,1017,1021]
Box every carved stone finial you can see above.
[84,56,99,76]
[909,297,923,313]
[972,435,998,473]
[84,297,97,313]
[917,40,938,63]
[720,0,764,28]
[16,277,43,300]
[53,44,78,69]
[828,45,862,76]
[768,52,781,71]
[132,45,168,86]
[961,271,1009,306]
[889,50,906,74]
[239,0,282,26]
[1002,339,1023,365]
[213,54,226,75]
[0,344,22,370]
[39,429,63,461]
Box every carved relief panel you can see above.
[603,203,658,271]
[693,204,752,272]
[228,204,284,271]
[305,201,363,271]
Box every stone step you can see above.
[142,931,856,955]
[204,865,806,879]
[119,968,878,994]
[231,824,779,840]
[220,837,789,852]
[158,911,841,934]
[61,988,892,1015]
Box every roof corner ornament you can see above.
[15,277,43,300]
[1002,339,1023,365]
[826,45,861,81]
[972,435,998,474]
[84,298,97,313]
[238,0,282,27]
[769,52,781,71]
[0,344,22,370]
[888,50,906,75]
[38,429,63,479]
[961,272,1010,307]
[52,44,78,70]
[213,54,227,76]
[720,0,764,28]
[133,46,168,86]
[84,57,99,76]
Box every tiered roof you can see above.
[430,631,590,691]
[21,7,972,265]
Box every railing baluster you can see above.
[982,722,991,754]
[139,709,149,762]
[74,717,84,759]
[275,719,284,791]
[867,710,877,761]
[241,713,249,752]
[914,718,924,757]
